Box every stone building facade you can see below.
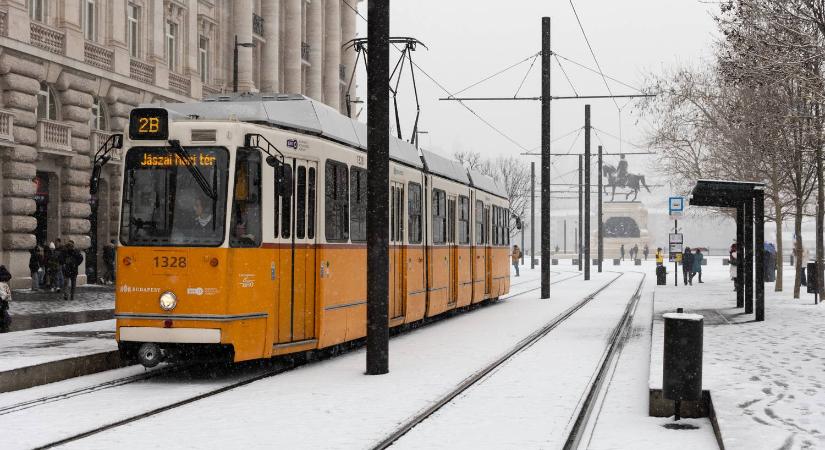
[0,0,360,287]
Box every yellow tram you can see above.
[115,94,511,367]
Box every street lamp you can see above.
[233,35,256,93]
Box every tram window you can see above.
[492,206,497,246]
[325,160,349,242]
[350,167,367,242]
[408,182,422,244]
[281,163,292,239]
[230,149,262,247]
[392,186,404,242]
[447,198,456,244]
[458,196,470,245]
[307,167,316,239]
[475,200,484,245]
[296,166,306,239]
[484,207,490,245]
[505,210,510,245]
[432,189,446,245]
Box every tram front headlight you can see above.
[159,291,177,311]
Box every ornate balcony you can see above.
[90,130,119,161]
[37,119,72,154]
[252,13,264,37]
[0,109,14,144]
[168,72,191,97]
[84,41,114,70]
[301,42,310,63]
[130,58,155,85]
[30,22,65,55]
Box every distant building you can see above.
[0,0,360,287]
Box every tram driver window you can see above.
[230,149,262,247]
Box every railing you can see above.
[202,84,222,98]
[90,130,119,160]
[340,64,347,82]
[30,22,65,55]
[0,10,8,37]
[301,42,310,62]
[37,119,72,153]
[84,41,114,70]
[0,109,14,143]
[168,72,191,97]
[252,13,264,37]
[130,58,155,85]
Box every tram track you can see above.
[370,271,644,449]
[29,271,581,449]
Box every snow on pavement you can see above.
[0,320,116,373]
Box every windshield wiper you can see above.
[167,140,217,201]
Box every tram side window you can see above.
[505,210,510,245]
[492,206,498,246]
[325,160,349,242]
[432,189,446,244]
[350,167,367,242]
[408,182,422,244]
[475,200,484,245]
[281,163,292,239]
[458,196,470,245]
[230,149,262,247]
[307,167,316,239]
[296,166,306,239]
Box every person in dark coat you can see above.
[45,242,60,291]
[643,244,649,261]
[61,240,84,301]
[0,265,12,333]
[692,248,704,284]
[620,244,625,261]
[682,247,694,285]
[102,240,116,284]
[29,247,42,291]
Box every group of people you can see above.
[27,239,86,300]
[619,244,650,261]
[680,247,705,285]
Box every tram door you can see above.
[447,196,457,305]
[484,206,492,296]
[278,159,318,343]
[389,182,405,319]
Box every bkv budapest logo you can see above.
[286,139,298,149]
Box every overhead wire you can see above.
[554,54,580,97]
[513,53,541,98]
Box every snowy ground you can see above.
[652,259,825,449]
[0,320,116,373]
[8,286,114,316]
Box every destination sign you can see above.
[140,152,217,167]
[129,108,169,140]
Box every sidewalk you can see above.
[4,285,114,332]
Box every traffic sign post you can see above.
[669,196,685,286]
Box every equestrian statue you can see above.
[602,154,650,202]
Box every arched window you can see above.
[90,98,108,131]
[36,82,57,121]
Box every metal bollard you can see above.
[663,308,703,420]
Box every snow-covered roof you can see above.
[468,169,507,198]
[151,93,423,169]
[420,149,470,185]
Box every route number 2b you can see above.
[138,117,160,133]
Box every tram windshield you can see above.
[120,146,229,246]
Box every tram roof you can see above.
[156,93,423,169]
[420,149,471,185]
[468,169,507,198]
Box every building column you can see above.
[260,0,281,92]
[306,0,323,101]
[341,0,357,113]
[283,0,302,94]
[323,0,341,109]
[233,0,254,92]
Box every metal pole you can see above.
[745,197,754,314]
[597,145,603,272]
[584,105,591,280]
[540,16,552,299]
[366,0,390,375]
[816,138,824,304]
[737,204,745,308]
[233,35,239,93]
[755,189,765,321]
[674,219,679,286]
[531,161,536,270]
[563,219,567,254]
[578,154,583,271]
[521,220,525,266]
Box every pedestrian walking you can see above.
[511,245,522,277]
[61,240,84,301]
[620,244,625,261]
[643,244,649,261]
[103,240,117,284]
[28,246,42,291]
[655,247,664,266]
[45,241,61,292]
[799,244,809,287]
[632,244,639,261]
[730,243,739,292]
[692,248,704,283]
[682,247,693,285]
[0,265,12,333]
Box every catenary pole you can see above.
[531,161,536,269]
[584,105,591,280]
[540,16,552,298]
[578,154,583,271]
[366,0,390,375]
[597,145,603,272]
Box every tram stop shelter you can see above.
[690,180,765,321]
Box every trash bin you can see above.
[807,262,818,294]
[656,266,667,285]
[635,259,642,266]
[663,310,703,419]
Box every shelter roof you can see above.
[690,179,765,208]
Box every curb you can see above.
[8,309,114,332]
[0,351,125,393]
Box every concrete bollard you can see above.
[613,258,620,265]
[663,309,703,420]
[635,259,642,266]
[551,259,559,265]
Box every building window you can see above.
[29,0,45,22]
[165,21,178,71]
[90,98,108,131]
[127,4,140,58]
[36,82,57,121]
[83,0,96,41]
[199,36,210,83]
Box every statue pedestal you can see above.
[593,201,652,259]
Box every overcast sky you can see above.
[353,0,719,208]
